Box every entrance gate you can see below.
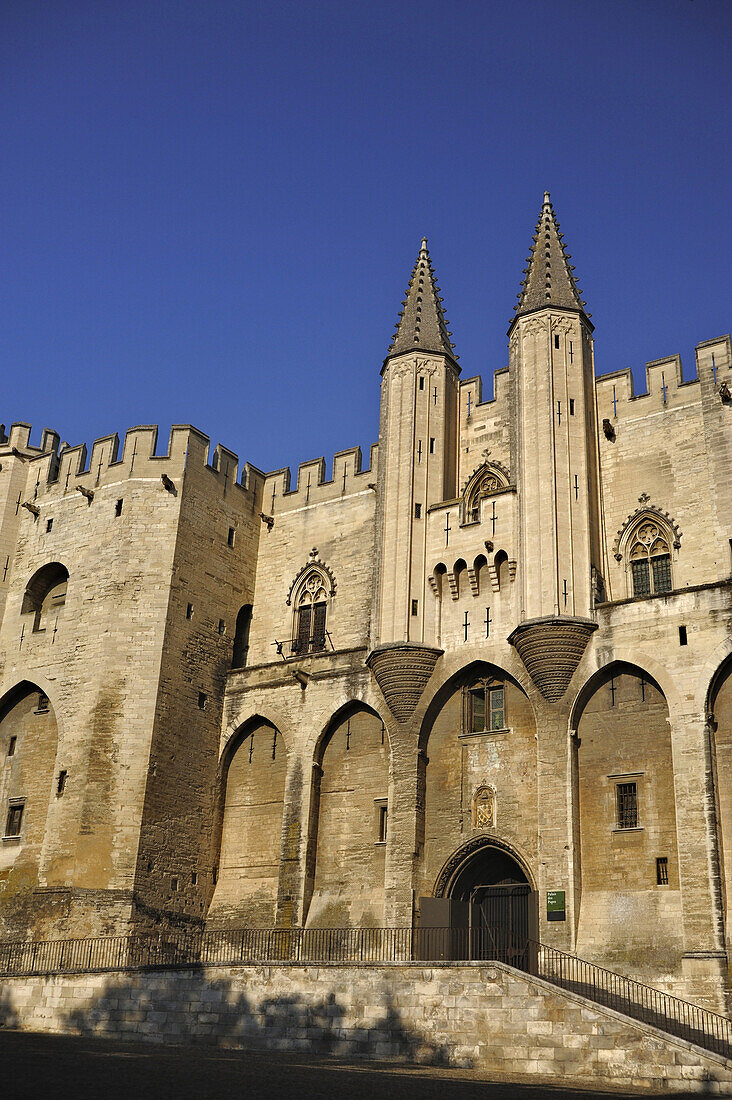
[419,842,537,968]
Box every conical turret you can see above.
[511,192,590,328]
[385,238,458,367]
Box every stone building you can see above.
[0,193,730,1008]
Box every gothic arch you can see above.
[419,659,533,752]
[305,700,390,928]
[613,505,681,563]
[209,713,288,927]
[432,833,536,898]
[286,557,337,606]
[460,462,510,525]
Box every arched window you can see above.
[293,570,328,655]
[464,677,505,734]
[462,463,509,525]
[628,521,672,597]
[21,563,69,634]
[232,605,252,668]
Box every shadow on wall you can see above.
[0,969,454,1067]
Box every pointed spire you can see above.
[511,192,590,328]
[385,238,459,367]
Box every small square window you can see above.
[45,518,53,533]
[56,770,67,796]
[5,801,24,837]
[414,503,422,519]
[218,619,226,635]
[115,499,123,517]
[616,782,638,829]
[411,599,418,616]
[7,736,17,757]
[656,857,669,885]
[198,692,207,710]
[37,693,49,714]
[227,527,235,547]
[186,604,194,620]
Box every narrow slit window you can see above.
[227,527,235,547]
[411,599,418,616]
[656,857,669,885]
[569,399,575,416]
[218,619,226,635]
[378,804,388,842]
[616,782,638,829]
[45,518,53,533]
[554,334,560,349]
[56,770,67,796]
[115,499,123,516]
[7,736,17,757]
[418,376,424,391]
[171,877,179,892]
[429,438,435,454]
[198,691,207,710]
[37,693,49,713]
[679,625,688,646]
[414,503,422,519]
[186,603,194,620]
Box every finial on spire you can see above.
[543,190,551,204]
[385,239,459,368]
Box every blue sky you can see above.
[1,0,730,477]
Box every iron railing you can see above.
[1,926,731,1059]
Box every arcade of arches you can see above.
[205,654,732,983]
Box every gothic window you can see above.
[473,787,495,829]
[462,457,508,521]
[464,678,505,734]
[293,571,328,654]
[628,521,672,597]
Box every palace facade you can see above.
[1,194,731,1008]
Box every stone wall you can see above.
[2,961,732,1092]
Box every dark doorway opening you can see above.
[419,843,537,968]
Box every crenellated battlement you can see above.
[0,422,264,502]
[261,442,378,514]
[595,334,731,421]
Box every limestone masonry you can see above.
[1,193,730,1012]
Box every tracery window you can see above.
[464,678,505,734]
[292,571,328,654]
[467,473,502,524]
[461,463,508,526]
[628,521,672,597]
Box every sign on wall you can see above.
[546,890,566,921]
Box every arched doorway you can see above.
[420,838,537,966]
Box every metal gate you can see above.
[471,883,532,967]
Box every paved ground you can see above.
[0,1029,707,1099]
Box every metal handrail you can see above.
[1,926,730,1058]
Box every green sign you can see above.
[546,890,566,921]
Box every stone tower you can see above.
[507,193,602,700]
[374,239,460,648]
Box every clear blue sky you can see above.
[1,0,730,477]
